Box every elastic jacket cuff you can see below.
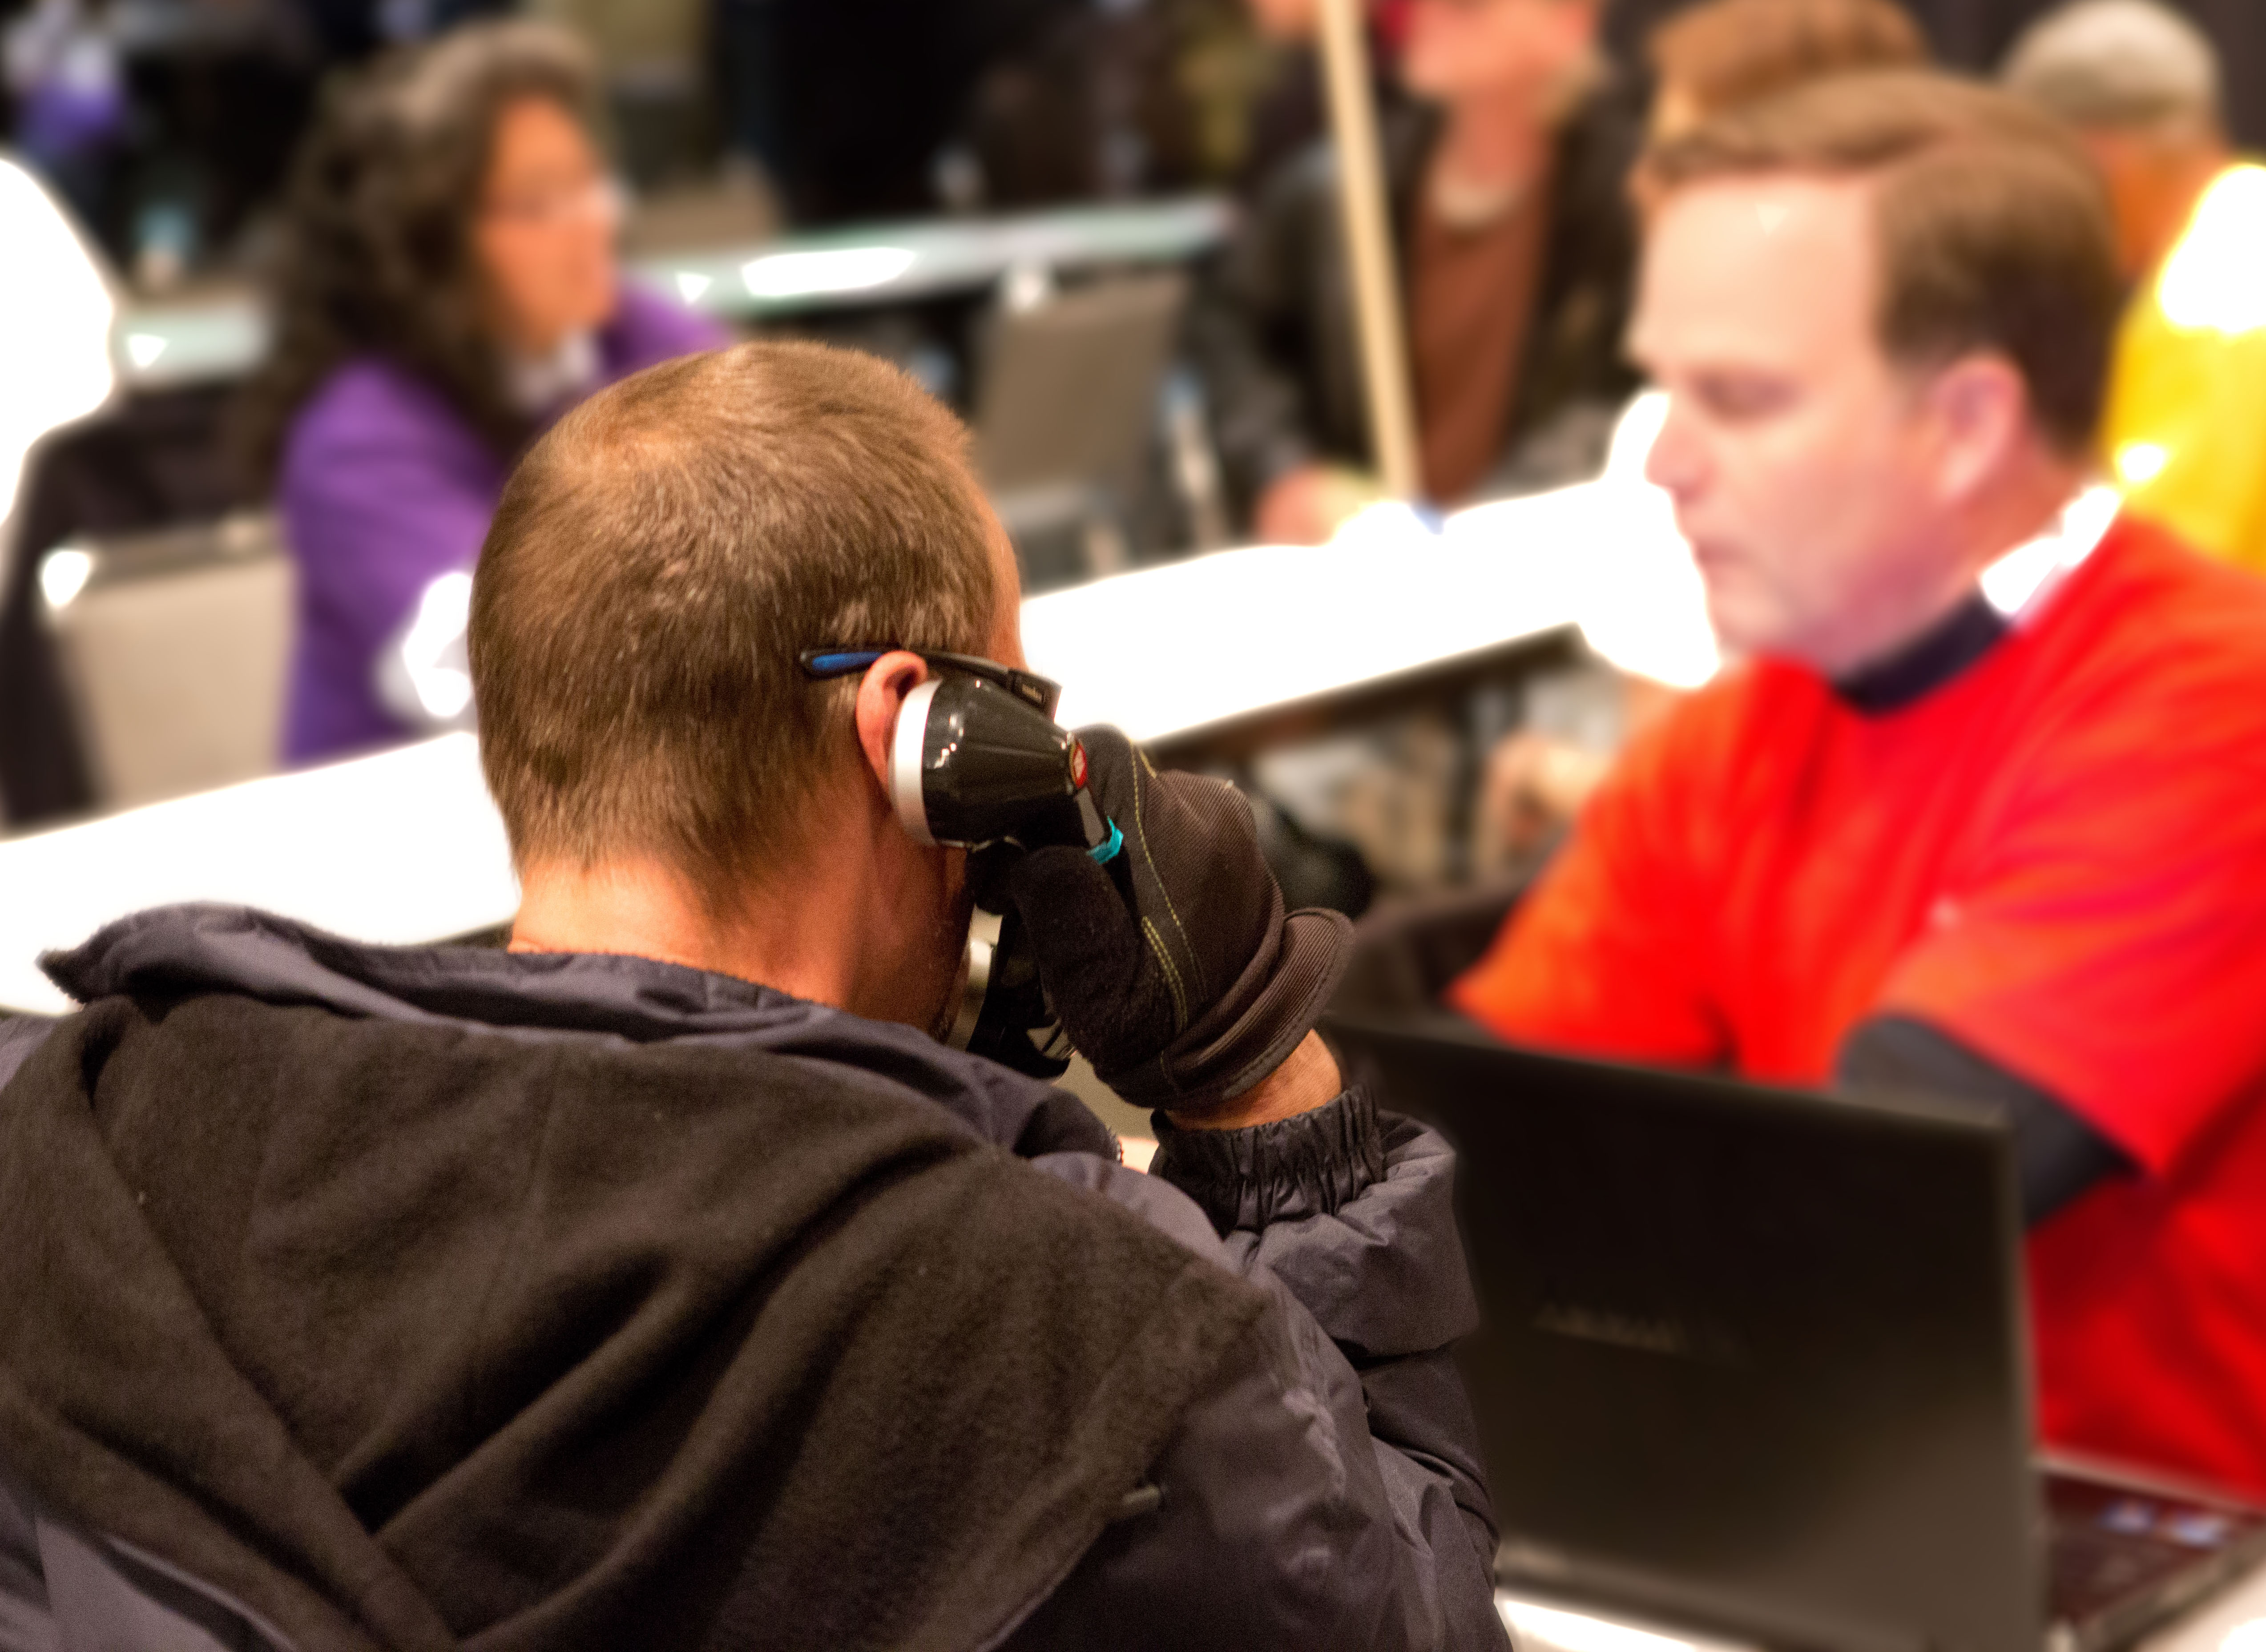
[1149,1086,1386,1236]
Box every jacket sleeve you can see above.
[1836,1014,2130,1224]
[1014,1088,1508,1651]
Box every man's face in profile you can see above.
[1630,173,1954,677]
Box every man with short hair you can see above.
[2002,0,2266,573]
[1453,72,2266,1500]
[0,342,1508,1650]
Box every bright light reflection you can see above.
[2116,442,2170,487]
[741,246,917,300]
[0,159,117,522]
[400,571,474,719]
[2158,165,2266,336]
[2222,1619,2266,1652]
[1980,484,2119,616]
[673,270,712,305]
[124,332,167,368]
[1500,1599,1698,1652]
[39,546,93,609]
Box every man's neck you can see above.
[1832,457,2091,682]
[509,855,859,1010]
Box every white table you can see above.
[0,733,515,1014]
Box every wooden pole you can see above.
[1314,0,1421,500]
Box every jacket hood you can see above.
[42,903,1113,1159]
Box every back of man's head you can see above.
[1642,69,2121,455]
[2002,0,2222,137]
[469,340,1000,900]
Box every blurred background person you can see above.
[1480,0,1932,866]
[1455,71,2266,1500]
[1199,0,1643,545]
[2005,0,2266,574]
[236,20,725,767]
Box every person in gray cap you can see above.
[2003,0,2229,278]
[2004,0,2266,572]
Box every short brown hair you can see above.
[469,341,1000,896]
[1648,0,1928,121]
[1642,71,2121,454]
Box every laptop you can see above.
[1325,1015,2266,1652]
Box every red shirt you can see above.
[1452,514,2266,1499]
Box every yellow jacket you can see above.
[2104,163,2266,573]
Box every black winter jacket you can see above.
[0,904,1509,1652]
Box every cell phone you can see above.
[889,674,1116,1076]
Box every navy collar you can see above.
[1831,591,2009,716]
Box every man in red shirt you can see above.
[1453,71,2266,1501]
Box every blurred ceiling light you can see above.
[1499,1600,1698,1652]
[2116,441,2170,486]
[0,160,117,525]
[124,332,168,368]
[740,246,916,300]
[2157,165,2266,336]
[673,270,713,305]
[38,545,93,610]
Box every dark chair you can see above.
[0,385,258,829]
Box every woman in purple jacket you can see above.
[240,21,726,765]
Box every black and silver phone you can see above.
[886,670,1119,1077]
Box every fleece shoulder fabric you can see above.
[0,991,1266,1652]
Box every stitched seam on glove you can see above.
[1141,915,1190,1030]
[1133,751,1208,1002]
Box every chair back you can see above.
[40,512,293,812]
[974,270,1186,590]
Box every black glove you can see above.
[1006,727,1352,1114]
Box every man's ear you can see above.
[853,651,931,793]
[1924,353,2029,509]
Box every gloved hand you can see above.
[1006,727,1352,1115]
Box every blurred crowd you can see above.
[1,0,2258,826]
